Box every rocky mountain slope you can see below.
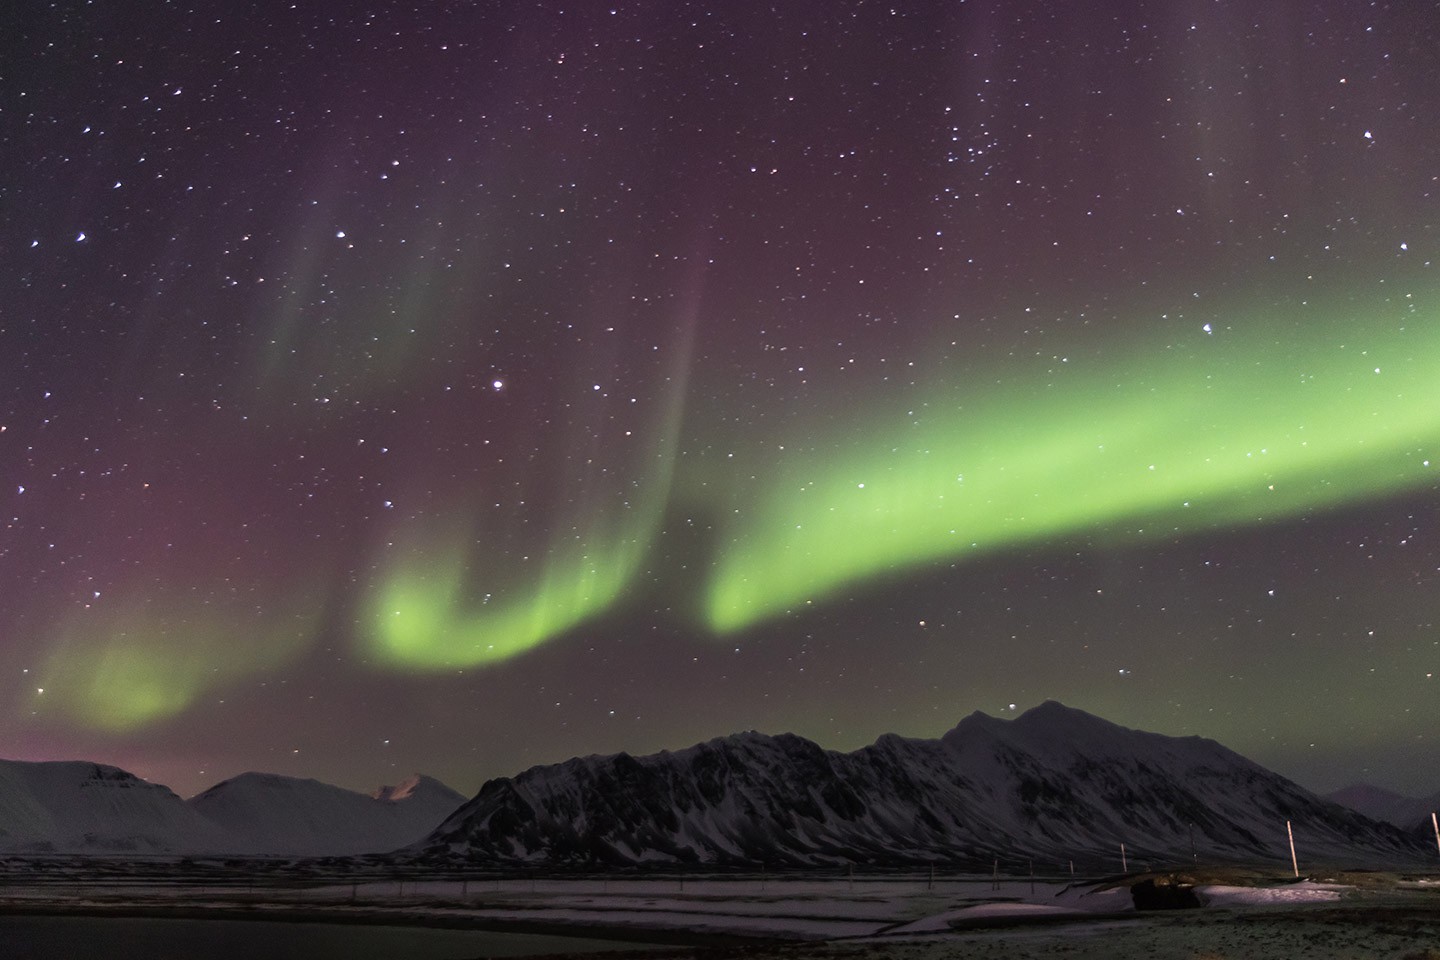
[418,701,1425,868]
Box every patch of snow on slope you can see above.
[1199,881,1349,905]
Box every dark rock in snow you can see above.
[1131,877,1202,910]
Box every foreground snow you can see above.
[5,874,1116,940]
[1198,880,1349,906]
[4,867,1439,958]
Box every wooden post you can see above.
[847,863,853,891]
[1286,820,1299,878]
[992,858,999,891]
[1120,843,1127,873]
[1431,812,1439,857]
[1028,859,1035,896]
[1189,823,1197,864]
[928,864,934,890]
[1069,860,1074,878]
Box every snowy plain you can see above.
[6,866,1440,959]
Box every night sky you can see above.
[5,1,1439,801]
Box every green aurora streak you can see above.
[365,524,655,669]
[704,296,1439,631]
[38,595,319,732]
[366,286,1440,664]
[42,291,1436,728]
[361,290,701,670]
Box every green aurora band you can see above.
[362,290,701,670]
[38,595,319,732]
[704,296,1439,632]
[45,290,1435,728]
[365,523,655,669]
[364,289,1440,660]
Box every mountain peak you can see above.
[941,702,1127,757]
[1019,698,1079,716]
[373,774,425,802]
[1012,699,1115,730]
[373,773,464,805]
[941,702,1104,741]
[947,708,1002,731]
[188,770,465,856]
[192,771,324,800]
[0,758,230,854]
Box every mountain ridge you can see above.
[1326,782,1440,832]
[188,769,467,857]
[0,760,464,856]
[3,703,1430,865]
[0,759,233,854]
[417,701,1426,868]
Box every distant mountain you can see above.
[417,701,1426,869]
[0,760,464,857]
[188,771,466,856]
[0,760,232,854]
[1327,783,1440,831]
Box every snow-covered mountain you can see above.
[1327,783,1440,831]
[418,701,1425,868]
[188,772,466,856]
[0,760,233,854]
[0,760,464,856]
